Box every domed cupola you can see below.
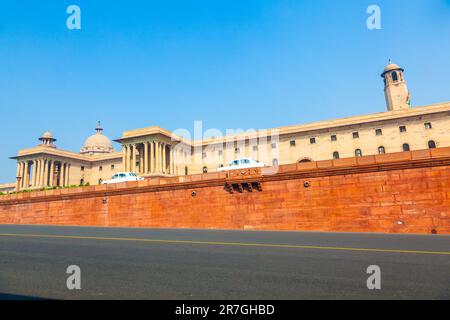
[80,122,114,155]
[38,131,57,148]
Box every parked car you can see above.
[217,158,265,172]
[101,172,144,184]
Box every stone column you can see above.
[170,146,174,175]
[60,163,65,187]
[38,160,43,187]
[131,144,136,173]
[40,159,45,186]
[139,145,144,173]
[37,160,42,187]
[16,162,22,191]
[122,146,127,172]
[150,141,154,173]
[31,160,36,186]
[41,159,47,186]
[63,163,67,186]
[23,162,27,188]
[16,162,21,178]
[128,145,132,172]
[161,143,166,174]
[49,161,54,186]
[162,143,167,173]
[154,142,158,173]
[24,161,30,188]
[125,145,130,172]
[157,142,161,173]
[137,146,141,173]
[144,142,149,174]
[20,162,24,188]
[36,160,40,187]
[39,159,45,187]
[65,164,70,186]
[34,160,38,187]
[18,162,22,188]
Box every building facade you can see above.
[3,62,450,192]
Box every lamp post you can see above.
[16,175,22,192]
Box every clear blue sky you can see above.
[1,0,450,182]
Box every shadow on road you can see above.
[0,293,48,300]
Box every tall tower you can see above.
[381,61,411,111]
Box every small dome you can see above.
[384,63,401,72]
[38,130,57,147]
[80,122,114,155]
[381,60,404,77]
[40,131,54,140]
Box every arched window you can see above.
[391,71,398,82]
[298,157,313,163]
[272,159,279,167]
[403,143,410,152]
[333,152,340,160]
[378,146,386,155]
[98,179,102,185]
[428,140,436,149]
[355,149,363,157]
[202,166,208,173]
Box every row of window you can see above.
[202,135,438,159]
[331,140,437,159]
[305,123,433,145]
[200,140,438,173]
[98,165,115,172]
[199,122,435,157]
[80,164,117,173]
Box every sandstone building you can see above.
[1,62,449,192]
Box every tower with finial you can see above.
[95,121,103,134]
[381,60,411,111]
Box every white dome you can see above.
[80,122,114,155]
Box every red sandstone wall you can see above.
[1,148,450,234]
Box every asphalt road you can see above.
[0,225,449,300]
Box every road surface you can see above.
[0,225,449,299]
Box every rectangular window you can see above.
[290,139,296,147]
[353,132,359,139]
[111,164,115,170]
[375,129,383,136]
[424,122,432,129]
[399,126,407,133]
[235,148,240,154]
[331,135,337,142]
[271,143,277,149]
[81,166,85,172]
[202,152,206,159]
[253,145,258,152]
[99,166,103,172]
[218,150,223,156]
[310,137,316,144]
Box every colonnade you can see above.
[16,159,71,189]
[122,141,175,175]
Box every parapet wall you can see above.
[1,148,450,234]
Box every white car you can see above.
[217,158,265,172]
[101,172,144,184]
